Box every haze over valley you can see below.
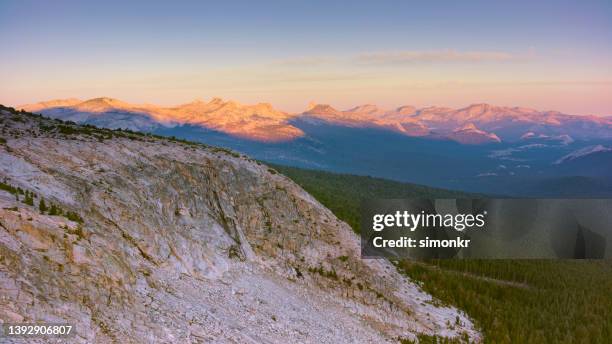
[21,97,612,196]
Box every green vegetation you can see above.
[65,210,84,223]
[38,197,48,212]
[22,190,34,206]
[0,179,84,224]
[0,180,20,195]
[308,265,338,280]
[0,104,247,158]
[400,333,469,344]
[0,104,250,231]
[274,164,612,343]
[399,260,612,343]
[210,146,241,158]
[57,124,80,136]
[271,164,481,233]
[48,203,61,216]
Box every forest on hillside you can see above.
[274,164,612,343]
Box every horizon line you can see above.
[11,96,610,118]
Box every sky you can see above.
[1,0,611,115]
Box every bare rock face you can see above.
[21,97,304,142]
[0,108,479,343]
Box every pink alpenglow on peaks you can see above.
[22,97,304,142]
[21,98,612,144]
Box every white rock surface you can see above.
[0,109,479,343]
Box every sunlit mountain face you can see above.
[23,98,612,143]
[21,97,612,196]
[23,97,303,142]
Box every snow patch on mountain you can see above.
[554,145,612,164]
[447,123,501,144]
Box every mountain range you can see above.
[19,97,612,196]
[23,97,301,142]
[21,97,612,144]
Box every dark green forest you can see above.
[270,164,481,233]
[274,164,612,344]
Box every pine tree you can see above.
[48,204,59,216]
[22,192,34,206]
[66,211,83,223]
[39,198,48,213]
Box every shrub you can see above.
[58,125,78,135]
[65,211,83,223]
[48,204,61,216]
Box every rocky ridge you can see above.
[0,106,478,343]
[22,98,303,142]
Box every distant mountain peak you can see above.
[304,104,340,115]
[92,96,116,102]
[306,101,318,110]
[449,123,501,144]
[512,106,538,113]
[456,104,497,119]
[394,105,417,116]
[346,104,382,115]
[454,123,480,132]
[19,97,612,143]
[81,97,125,105]
[466,103,491,109]
[21,97,301,142]
[20,98,82,112]
[76,97,134,112]
[252,102,275,113]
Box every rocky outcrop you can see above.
[0,107,478,343]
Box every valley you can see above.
[274,164,612,343]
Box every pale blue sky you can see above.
[1,0,611,114]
